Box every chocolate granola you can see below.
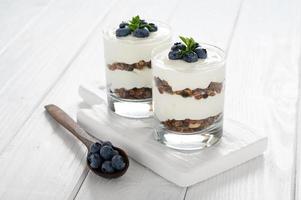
[113,87,152,99]
[162,114,221,133]
[154,77,222,99]
[108,60,151,71]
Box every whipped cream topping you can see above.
[152,44,225,90]
[103,22,171,44]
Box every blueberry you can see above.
[119,22,128,28]
[102,141,112,147]
[148,23,158,32]
[88,153,103,169]
[168,50,182,60]
[116,27,131,37]
[100,145,115,160]
[87,152,93,162]
[101,161,115,173]
[171,43,185,51]
[90,142,102,153]
[133,28,149,38]
[113,150,119,156]
[111,155,126,171]
[183,52,198,63]
[194,48,207,59]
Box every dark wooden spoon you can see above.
[44,104,129,178]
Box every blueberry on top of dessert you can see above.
[168,36,207,63]
[115,15,158,38]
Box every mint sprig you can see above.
[126,15,156,32]
[179,36,199,55]
[128,15,141,31]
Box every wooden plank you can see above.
[0,0,116,153]
[0,0,53,54]
[186,0,301,199]
[294,61,301,199]
[169,0,243,50]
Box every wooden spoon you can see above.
[44,104,129,178]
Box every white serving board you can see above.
[77,83,267,187]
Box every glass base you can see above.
[154,117,223,150]
[108,94,153,119]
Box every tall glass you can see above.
[103,22,171,118]
[152,43,226,150]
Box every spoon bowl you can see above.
[45,104,129,178]
[86,146,129,178]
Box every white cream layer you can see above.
[103,23,172,64]
[106,67,152,90]
[153,88,224,121]
[152,44,225,90]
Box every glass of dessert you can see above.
[152,36,226,150]
[103,16,171,118]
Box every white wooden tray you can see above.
[77,83,267,187]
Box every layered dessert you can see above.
[103,16,171,101]
[152,36,225,138]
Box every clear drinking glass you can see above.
[152,43,226,150]
[102,22,171,118]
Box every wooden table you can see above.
[0,0,300,199]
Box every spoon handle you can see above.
[45,104,93,148]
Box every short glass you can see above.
[102,22,171,118]
[152,43,226,150]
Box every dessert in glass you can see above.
[152,36,226,150]
[103,16,171,118]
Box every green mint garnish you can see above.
[127,15,156,32]
[128,15,141,31]
[179,36,199,55]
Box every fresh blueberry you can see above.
[116,27,131,37]
[87,152,93,162]
[171,42,185,51]
[168,50,182,60]
[183,52,198,63]
[90,142,102,153]
[148,23,158,32]
[101,161,115,173]
[194,48,207,59]
[88,153,103,169]
[133,28,150,38]
[100,145,115,160]
[102,141,113,147]
[119,22,128,28]
[111,155,126,171]
[113,150,119,156]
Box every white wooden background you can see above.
[0,0,300,199]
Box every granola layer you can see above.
[113,87,152,99]
[162,113,221,133]
[108,60,151,71]
[154,77,222,99]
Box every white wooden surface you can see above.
[0,0,300,199]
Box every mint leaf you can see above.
[179,36,198,55]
